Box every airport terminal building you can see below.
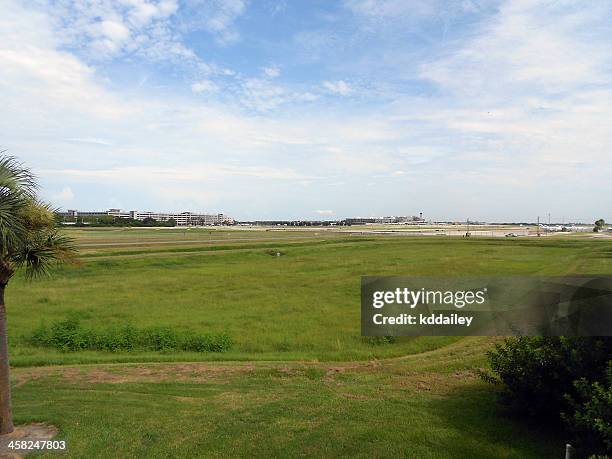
[58,209,234,226]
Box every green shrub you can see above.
[29,321,51,347]
[138,326,180,352]
[563,364,612,456]
[27,319,232,353]
[92,324,138,352]
[483,337,612,456]
[43,318,89,351]
[181,332,233,352]
[483,337,612,419]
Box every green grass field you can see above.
[7,228,612,457]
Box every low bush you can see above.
[31,318,88,352]
[482,337,612,456]
[138,326,180,352]
[563,364,612,456]
[28,318,232,353]
[181,332,233,352]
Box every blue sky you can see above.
[1,0,611,221]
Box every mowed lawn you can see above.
[13,338,563,458]
[7,230,610,457]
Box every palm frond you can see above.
[11,231,78,279]
[0,153,78,281]
[0,154,36,196]
[0,188,28,255]
[0,154,37,255]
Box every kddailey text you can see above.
[372,312,473,327]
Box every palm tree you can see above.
[0,154,76,434]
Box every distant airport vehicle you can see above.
[505,233,519,237]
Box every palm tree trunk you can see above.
[0,284,13,434]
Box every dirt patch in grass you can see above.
[13,362,261,387]
[391,369,480,394]
[73,361,381,385]
[67,363,259,385]
[319,362,382,384]
[13,371,50,389]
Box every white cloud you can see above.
[344,0,483,23]
[238,78,287,111]
[100,19,131,43]
[43,164,311,182]
[129,0,178,26]
[182,0,246,45]
[52,186,75,204]
[66,138,114,146]
[420,1,609,96]
[315,209,334,215]
[0,3,134,120]
[263,66,281,78]
[412,0,612,178]
[42,0,188,61]
[323,80,352,96]
[345,0,434,18]
[191,79,218,93]
[237,78,318,111]
[28,0,243,67]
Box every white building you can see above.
[130,211,233,226]
[59,209,233,226]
